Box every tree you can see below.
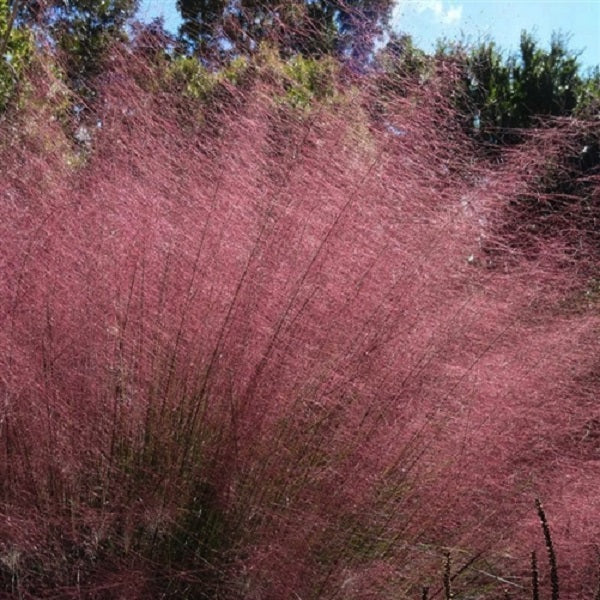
[22,0,138,87]
[441,31,590,142]
[374,32,430,103]
[575,66,600,119]
[511,31,580,125]
[463,40,512,131]
[176,0,226,58]
[176,0,394,61]
[0,0,33,111]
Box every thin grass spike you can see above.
[536,498,560,600]
[531,550,539,600]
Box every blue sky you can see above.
[138,0,600,70]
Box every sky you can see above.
[138,0,600,71]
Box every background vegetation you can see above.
[0,1,599,598]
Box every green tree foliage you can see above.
[0,0,33,111]
[511,31,580,123]
[25,0,138,87]
[176,0,226,59]
[166,53,249,101]
[176,0,394,61]
[575,66,600,119]
[375,32,430,97]
[462,40,512,131]
[444,31,597,141]
[164,41,337,114]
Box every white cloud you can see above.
[442,5,463,24]
[392,0,463,27]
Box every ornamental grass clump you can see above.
[0,37,599,598]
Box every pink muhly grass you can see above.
[0,44,599,598]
